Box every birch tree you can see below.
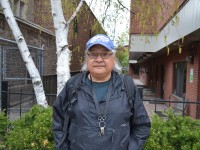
[50,0,85,94]
[0,0,48,107]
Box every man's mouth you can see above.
[94,66,105,67]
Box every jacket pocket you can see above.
[68,123,84,150]
[120,123,130,148]
[68,124,76,144]
[80,127,115,150]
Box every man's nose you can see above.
[95,54,103,61]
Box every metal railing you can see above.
[1,90,56,121]
[142,87,200,117]
[143,98,200,117]
[1,88,200,120]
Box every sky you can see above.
[85,0,130,46]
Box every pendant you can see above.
[98,116,106,137]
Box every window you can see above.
[14,0,26,19]
[133,66,139,75]
[19,1,25,18]
[73,17,78,34]
[155,64,159,84]
[173,62,186,97]
[14,0,20,16]
[0,20,5,30]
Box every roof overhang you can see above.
[129,0,200,61]
[129,60,137,64]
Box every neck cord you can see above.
[89,74,111,118]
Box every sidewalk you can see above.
[143,101,168,119]
[142,89,169,119]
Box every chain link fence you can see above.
[0,38,45,120]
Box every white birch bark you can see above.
[0,0,48,107]
[50,0,85,94]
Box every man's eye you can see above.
[101,53,108,57]
[91,53,97,56]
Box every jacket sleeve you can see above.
[52,84,70,150]
[128,86,151,150]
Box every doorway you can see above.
[160,64,165,99]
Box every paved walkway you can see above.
[143,101,168,119]
[133,79,168,118]
[142,91,169,120]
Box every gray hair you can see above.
[81,50,122,73]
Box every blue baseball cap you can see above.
[86,34,114,51]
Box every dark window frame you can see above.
[173,62,186,98]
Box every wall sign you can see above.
[189,68,193,83]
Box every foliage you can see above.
[5,105,53,150]
[115,31,129,74]
[116,46,129,74]
[131,0,184,54]
[88,0,130,44]
[0,111,9,149]
[132,0,180,33]
[143,110,200,150]
[115,31,129,47]
[2,106,200,149]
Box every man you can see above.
[52,34,151,150]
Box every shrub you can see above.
[143,110,200,150]
[3,105,200,150]
[5,105,53,150]
[0,111,9,149]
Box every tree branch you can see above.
[67,0,85,26]
[102,0,111,25]
[116,0,135,15]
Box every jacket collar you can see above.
[81,71,119,84]
[80,71,122,98]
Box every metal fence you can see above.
[1,88,56,121]
[0,38,44,113]
[143,99,200,117]
[43,75,57,106]
[2,88,200,121]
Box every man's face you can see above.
[87,45,115,78]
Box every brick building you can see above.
[0,0,105,112]
[129,0,200,118]
[33,0,105,72]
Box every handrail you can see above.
[143,99,200,105]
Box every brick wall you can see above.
[130,0,186,34]
[33,0,55,32]
[25,0,35,22]
[186,43,200,118]
[69,4,106,71]
[130,44,200,118]
[0,12,56,78]
[197,45,200,118]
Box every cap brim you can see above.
[87,42,112,51]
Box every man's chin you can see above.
[93,67,105,71]
[94,66,105,69]
[91,70,106,76]
[94,71,105,75]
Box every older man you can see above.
[52,34,151,150]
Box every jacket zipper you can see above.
[111,129,115,143]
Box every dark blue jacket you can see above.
[52,71,151,150]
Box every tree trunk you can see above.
[0,0,48,107]
[51,0,85,94]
